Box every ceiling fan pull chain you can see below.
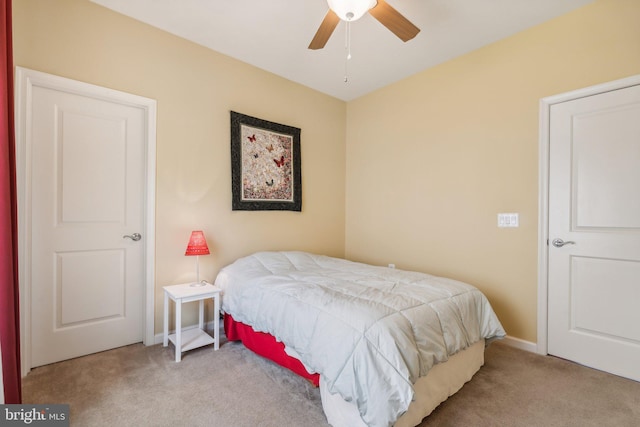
[344,60,348,83]
[344,21,351,83]
[346,20,352,60]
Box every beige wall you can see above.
[345,0,640,342]
[14,0,640,345]
[13,0,346,333]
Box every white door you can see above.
[17,69,155,368]
[547,82,640,381]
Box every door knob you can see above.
[552,238,575,248]
[123,233,142,241]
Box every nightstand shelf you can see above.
[167,328,215,353]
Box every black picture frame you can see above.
[230,111,302,211]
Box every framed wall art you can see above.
[230,111,302,211]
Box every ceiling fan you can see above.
[309,0,420,50]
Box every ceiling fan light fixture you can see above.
[327,0,377,22]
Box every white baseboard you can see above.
[153,327,539,356]
[153,332,165,345]
[500,335,537,353]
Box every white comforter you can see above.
[215,251,505,427]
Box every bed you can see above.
[214,251,505,427]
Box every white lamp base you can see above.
[189,255,206,286]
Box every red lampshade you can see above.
[185,230,210,256]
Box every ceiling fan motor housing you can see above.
[327,0,377,21]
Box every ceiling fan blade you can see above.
[309,9,341,50]
[369,0,420,42]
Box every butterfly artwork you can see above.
[231,111,301,211]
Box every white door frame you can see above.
[15,67,157,375]
[537,74,640,355]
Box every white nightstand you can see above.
[163,282,221,362]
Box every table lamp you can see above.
[185,230,210,286]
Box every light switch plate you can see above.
[498,213,519,228]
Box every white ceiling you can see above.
[90,0,594,101]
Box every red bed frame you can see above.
[224,313,320,386]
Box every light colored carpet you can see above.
[23,332,640,426]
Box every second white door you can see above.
[547,81,640,381]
